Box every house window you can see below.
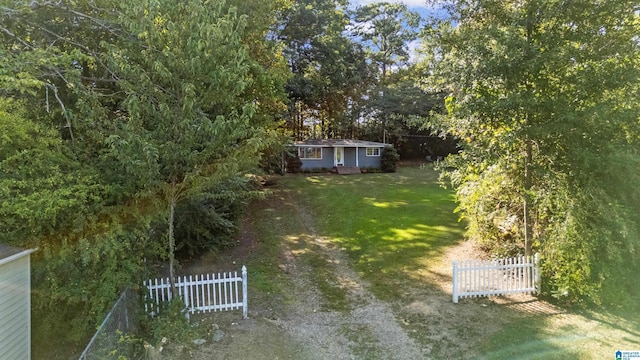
[366,147,380,156]
[298,147,322,159]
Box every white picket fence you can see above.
[452,254,539,303]
[144,266,247,318]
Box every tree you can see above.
[352,1,421,79]
[362,67,446,147]
[279,0,374,139]
[103,0,278,294]
[0,0,289,346]
[350,3,423,147]
[0,97,153,344]
[424,0,640,304]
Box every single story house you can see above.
[0,244,36,360]
[293,139,389,173]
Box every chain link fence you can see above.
[78,289,140,360]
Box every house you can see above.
[0,244,36,360]
[293,139,388,174]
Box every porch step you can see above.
[336,166,361,175]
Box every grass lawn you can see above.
[259,165,640,359]
[282,166,463,299]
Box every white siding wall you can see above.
[0,255,31,360]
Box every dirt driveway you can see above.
[163,185,556,360]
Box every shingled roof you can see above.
[293,139,388,147]
[0,244,35,266]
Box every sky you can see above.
[351,0,431,10]
[350,0,436,18]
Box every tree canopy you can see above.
[423,0,640,304]
[0,0,288,346]
[3,0,637,352]
[352,1,421,79]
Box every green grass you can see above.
[477,308,640,360]
[304,250,352,312]
[279,166,464,300]
[247,165,640,359]
[240,183,355,313]
[238,196,301,311]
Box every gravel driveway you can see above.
[161,185,538,360]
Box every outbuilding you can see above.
[0,244,36,360]
[293,139,389,174]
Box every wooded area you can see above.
[0,0,638,353]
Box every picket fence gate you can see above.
[452,254,539,303]
[144,266,247,319]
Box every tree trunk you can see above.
[168,192,177,297]
[523,4,535,258]
[524,137,533,257]
[297,101,303,140]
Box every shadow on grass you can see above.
[291,168,464,299]
[579,307,640,339]
[247,168,640,360]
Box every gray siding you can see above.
[344,148,357,166]
[358,148,382,168]
[299,146,384,170]
[300,148,334,170]
[0,255,31,360]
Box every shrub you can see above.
[259,138,293,175]
[139,298,197,345]
[360,167,382,173]
[286,154,303,173]
[151,177,257,258]
[380,146,400,173]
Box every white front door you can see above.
[334,147,344,166]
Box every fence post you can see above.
[242,265,248,319]
[534,253,540,294]
[182,276,190,320]
[452,261,458,303]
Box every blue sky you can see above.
[350,0,430,10]
[350,0,436,18]
[349,0,450,21]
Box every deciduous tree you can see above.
[103,0,280,293]
[0,0,288,346]
[424,0,640,304]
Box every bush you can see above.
[260,140,294,175]
[286,154,303,173]
[360,167,382,173]
[139,298,197,345]
[151,177,257,258]
[301,167,331,173]
[260,152,285,175]
[380,146,400,173]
